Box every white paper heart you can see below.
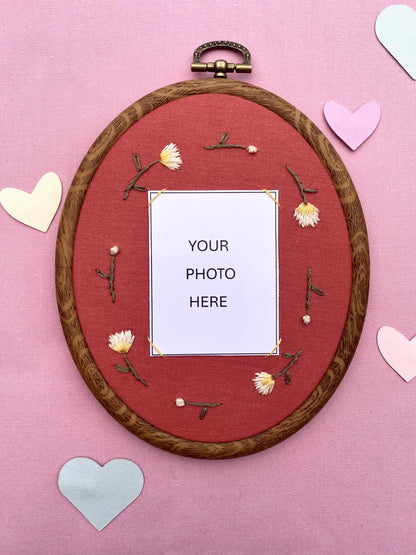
[0,172,62,232]
[376,5,416,79]
[377,326,416,382]
[58,458,144,531]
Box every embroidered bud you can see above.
[175,398,186,407]
[110,246,120,256]
[302,314,311,325]
[246,145,258,154]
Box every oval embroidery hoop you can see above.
[55,42,369,459]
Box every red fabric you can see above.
[72,93,352,442]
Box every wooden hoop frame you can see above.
[55,79,369,459]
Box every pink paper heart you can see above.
[323,101,381,150]
[377,326,416,382]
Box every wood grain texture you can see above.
[55,79,369,459]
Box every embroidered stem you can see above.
[184,401,222,408]
[124,160,159,199]
[286,165,317,204]
[306,267,312,315]
[109,255,115,302]
[253,348,302,394]
[287,166,320,228]
[204,133,257,154]
[175,398,222,420]
[109,331,147,385]
[273,349,302,385]
[96,246,119,303]
[124,144,182,200]
[277,349,302,375]
[205,143,247,150]
[122,353,148,386]
[303,268,324,324]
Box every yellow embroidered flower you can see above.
[159,143,182,170]
[253,372,275,395]
[294,202,320,228]
[108,330,135,354]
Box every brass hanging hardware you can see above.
[191,40,252,78]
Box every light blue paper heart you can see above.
[58,457,144,531]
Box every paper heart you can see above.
[376,5,416,79]
[377,326,416,382]
[58,458,144,531]
[0,172,62,232]
[323,101,381,150]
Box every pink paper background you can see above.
[1,1,415,553]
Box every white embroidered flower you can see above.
[246,145,258,154]
[302,314,311,325]
[175,398,186,407]
[294,202,320,228]
[159,143,182,170]
[109,245,120,256]
[253,372,275,395]
[108,330,135,354]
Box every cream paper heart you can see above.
[58,457,144,531]
[0,172,62,232]
[377,326,416,382]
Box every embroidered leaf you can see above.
[281,353,294,359]
[311,285,324,296]
[114,364,130,373]
[219,133,229,145]
[199,406,208,420]
[132,185,147,192]
[133,154,141,171]
[303,188,318,194]
[285,372,292,385]
[96,269,108,279]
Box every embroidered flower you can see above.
[175,398,186,407]
[253,350,302,395]
[302,314,311,325]
[294,202,320,228]
[246,145,258,154]
[109,245,119,256]
[253,372,275,395]
[109,330,147,386]
[125,143,182,199]
[159,143,182,170]
[286,166,319,228]
[108,330,135,354]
